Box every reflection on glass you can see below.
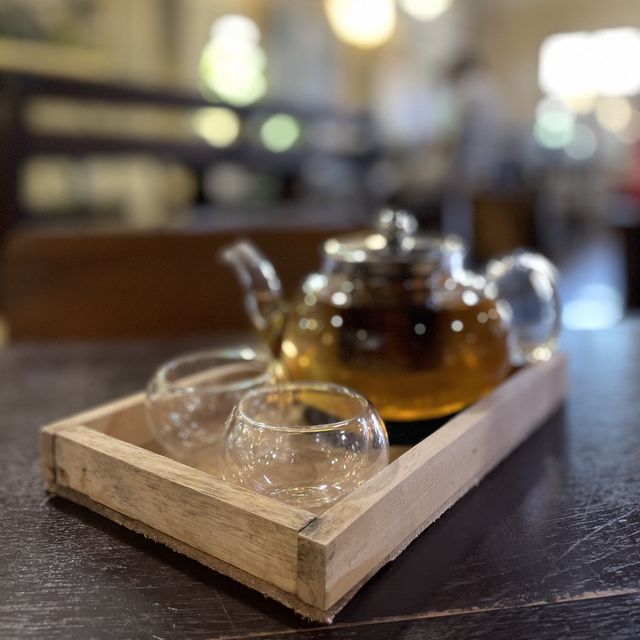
[486,251,561,365]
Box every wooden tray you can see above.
[39,353,567,623]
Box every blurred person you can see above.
[370,53,458,226]
[441,53,509,246]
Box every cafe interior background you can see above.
[1,0,640,342]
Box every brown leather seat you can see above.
[1,226,353,340]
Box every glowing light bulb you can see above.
[324,0,396,49]
[199,14,267,106]
[399,0,453,22]
[192,108,240,147]
[210,15,260,45]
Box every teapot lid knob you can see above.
[375,209,418,246]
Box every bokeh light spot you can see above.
[534,98,575,149]
[399,0,453,22]
[324,0,396,49]
[565,123,598,161]
[199,14,267,106]
[595,96,633,134]
[260,114,301,152]
[192,107,240,147]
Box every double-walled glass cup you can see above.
[145,347,274,470]
[222,382,389,513]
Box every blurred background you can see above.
[1,0,639,341]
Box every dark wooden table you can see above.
[2,323,640,639]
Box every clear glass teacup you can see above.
[221,382,389,513]
[145,347,275,472]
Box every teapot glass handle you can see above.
[485,250,561,367]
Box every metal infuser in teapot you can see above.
[222,210,560,422]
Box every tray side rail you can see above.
[41,424,316,594]
[297,354,568,610]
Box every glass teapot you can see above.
[221,210,560,422]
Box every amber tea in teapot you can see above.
[222,210,559,421]
[282,293,510,421]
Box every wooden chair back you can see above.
[2,227,352,340]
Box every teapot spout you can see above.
[219,240,288,356]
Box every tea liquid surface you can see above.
[281,297,510,421]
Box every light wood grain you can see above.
[39,424,63,490]
[46,392,150,446]
[297,354,568,610]
[47,424,316,593]
[51,485,341,624]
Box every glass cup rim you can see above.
[236,382,374,433]
[148,347,273,395]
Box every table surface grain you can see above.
[1,323,640,640]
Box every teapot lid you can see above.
[323,209,464,269]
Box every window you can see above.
[539,28,640,98]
